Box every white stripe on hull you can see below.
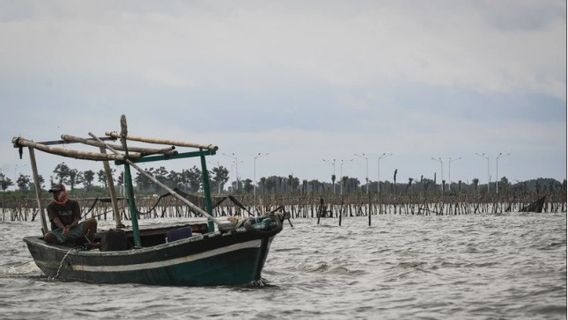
[69,239,262,273]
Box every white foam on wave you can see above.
[0,261,41,276]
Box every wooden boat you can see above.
[13,115,286,286]
[23,218,283,286]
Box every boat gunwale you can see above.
[22,228,258,258]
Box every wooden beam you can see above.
[114,149,216,165]
[12,137,141,161]
[61,134,176,156]
[105,131,218,151]
[35,136,115,146]
[28,147,48,235]
[100,146,124,228]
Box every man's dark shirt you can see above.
[46,200,81,230]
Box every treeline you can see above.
[0,162,230,195]
[0,162,566,198]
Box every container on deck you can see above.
[166,227,193,243]
[101,229,128,251]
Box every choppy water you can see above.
[0,213,566,320]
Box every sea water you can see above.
[0,213,565,320]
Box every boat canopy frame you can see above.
[12,115,220,249]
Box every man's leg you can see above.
[83,218,97,241]
[65,219,98,245]
[44,232,57,244]
[43,230,65,244]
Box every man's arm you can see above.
[69,200,81,228]
[68,217,80,228]
[47,206,65,230]
[52,216,65,230]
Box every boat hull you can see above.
[24,230,275,286]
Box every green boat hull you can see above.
[24,228,276,286]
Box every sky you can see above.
[0,0,566,189]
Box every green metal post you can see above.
[124,163,142,248]
[200,150,215,232]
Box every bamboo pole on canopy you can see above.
[61,134,176,156]
[99,146,124,228]
[105,131,218,151]
[12,137,141,161]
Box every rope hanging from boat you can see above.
[243,214,284,236]
[49,248,76,281]
[268,205,293,227]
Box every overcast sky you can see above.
[0,0,566,188]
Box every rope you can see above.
[138,192,171,215]
[88,209,113,219]
[81,197,99,219]
[49,247,76,281]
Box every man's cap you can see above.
[48,184,66,193]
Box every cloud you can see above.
[143,68,195,89]
[0,0,564,96]
[0,0,565,183]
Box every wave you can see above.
[0,261,41,278]
[294,262,367,276]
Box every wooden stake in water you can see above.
[317,198,323,225]
[338,196,343,227]
[368,193,371,226]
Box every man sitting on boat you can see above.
[43,184,98,246]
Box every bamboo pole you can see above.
[99,146,124,228]
[12,137,140,161]
[105,131,218,151]
[62,134,176,156]
[28,147,48,235]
